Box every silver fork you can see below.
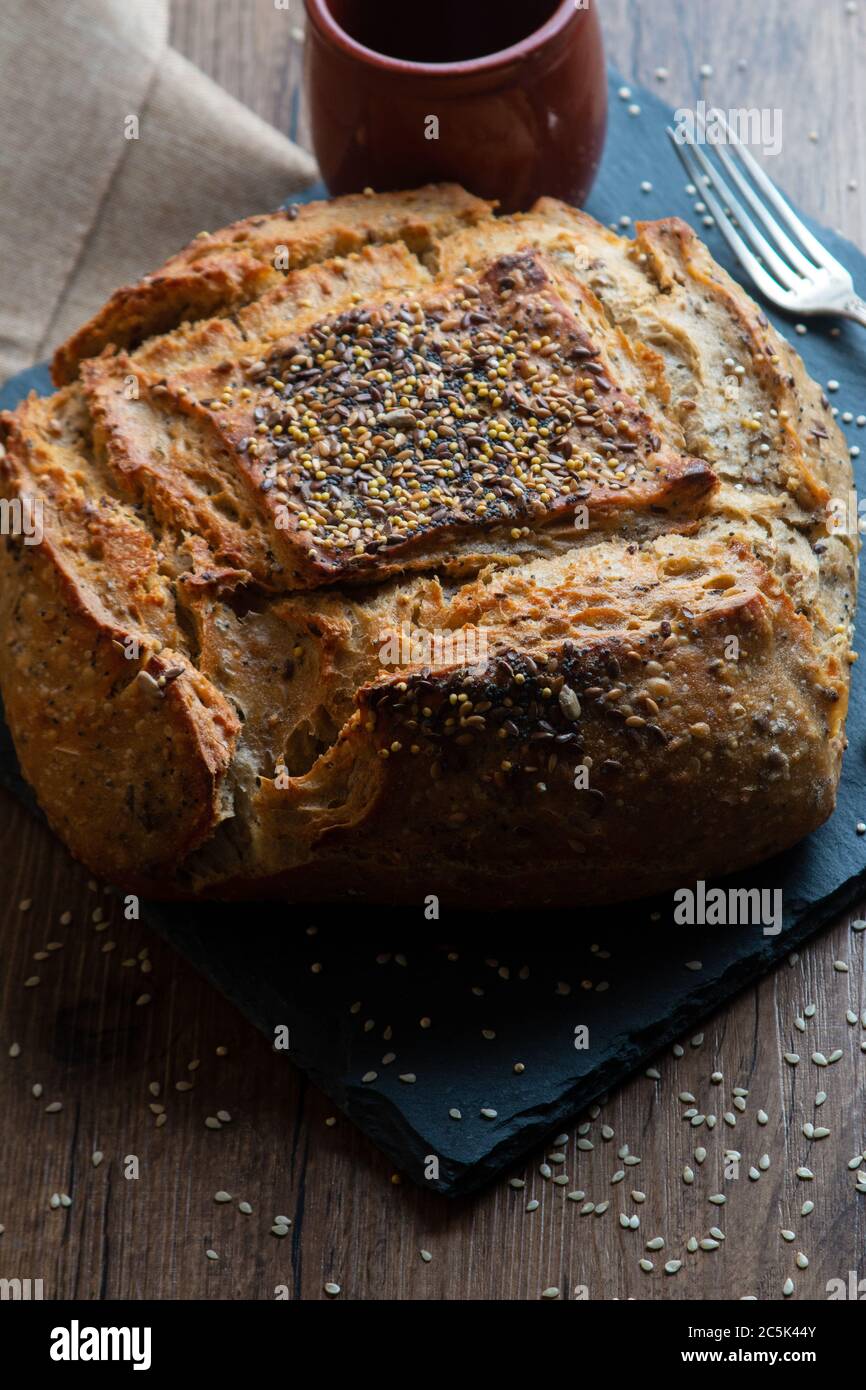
[666,109,866,328]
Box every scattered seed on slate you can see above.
[449,1109,462,1120]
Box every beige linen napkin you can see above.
[0,0,317,382]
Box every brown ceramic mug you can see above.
[303,0,607,213]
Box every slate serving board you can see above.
[2,68,865,1196]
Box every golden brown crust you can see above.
[51,185,494,385]
[0,187,856,905]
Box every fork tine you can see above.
[684,122,804,290]
[713,110,847,274]
[697,114,817,280]
[665,130,795,308]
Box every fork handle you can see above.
[839,294,866,328]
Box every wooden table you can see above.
[1,0,864,1301]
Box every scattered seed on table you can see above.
[815,1092,827,1107]
[758,1154,771,1171]
[509,1178,526,1190]
[479,1106,496,1118]
[805,1004,817,1018]
[324,1283,341,1296]
[784,1053,800,1066]
[580,1202,594,1215]
[687,1236,698,1253]
[271,1225,290,1237]
[700,1239,720,1251]
[566,1191,585,1202]
[801,1201,814,1216]
[709,1194,726,1205]
[781,1229,796,1242]
[238,1202,253,1215]
[797,1168,815,1180]
[695,1147,707,1164]
[526,1200,540,1213]
[828,1049,843,1064]
[214,1191,232,1204]
[601,1125,615,1140]
[796,1253,809,1269]
[645,1067,661,1079]
[749,1167,760,1181]
[205,1117,221,1130]
[724,1113,737,1127]
[691,1034,704,1048]
[782,1278,794,1297]
[711,1072,723,1084]
[639,1259,654,1272]
[679,1092,696,1104]
[44,1102,62,1114]
[539,1163,552,1179]
[611,1170,625,1185]
[665,1260,683,1275]
[833,961,849,972]
[205,1250,219,1261]
[449,1109,462,1120]
[683,1166,695,1185]
[541,1287,560,1299]
[646,1237,665,1251]
[847,1156,863,1170]
[420,1250,432,1263]
[631,1190,646,1203]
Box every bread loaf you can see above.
[0,185,856,904]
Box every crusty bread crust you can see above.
[0,185,857,905]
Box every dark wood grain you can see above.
[1,0,864,1301]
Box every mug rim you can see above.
[304,0,579,75]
